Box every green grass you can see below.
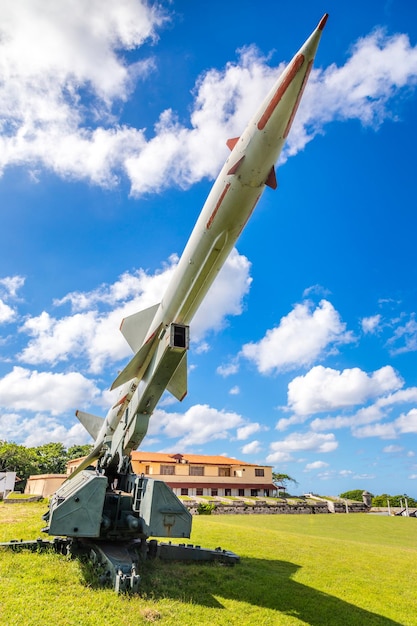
[0,502,416,625]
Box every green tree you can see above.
[372,493,417,507]
[32,442,67,474]
[339,489,365,502]
[272,472,298,488]
[0,441,38,483]
[67,444,93,460]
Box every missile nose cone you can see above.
[318,13,329,31]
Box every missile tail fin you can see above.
[76,410,104,440]
[111,322,163,390]
[167,352,187,401]
[265,165,278,189]
[120,302,161,353]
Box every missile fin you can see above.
[167,352,187,401]
[110,323,162,390]
[120,302,161,353]
[227,155,245,176]
[265,165,278,189]
[76,410,104,440]
[226,137,239,151]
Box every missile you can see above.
[74,14,328,478]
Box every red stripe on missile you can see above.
[283,59,313,139]
[112,394,128,409]
[318,14,328,31]
[257,53,305,130]
[145,329,157,344]
[206,183,231,229]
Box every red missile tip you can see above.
[318,13,329,31]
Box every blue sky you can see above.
[1,0,417,497]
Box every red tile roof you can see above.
[130,451,268,467]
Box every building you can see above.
[130,452,276,498]
[67,451,276,497]
[25,474,67,497]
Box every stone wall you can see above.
[184,499,369,515]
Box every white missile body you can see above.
[75,15,328,477]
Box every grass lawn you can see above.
[0,502,416,625]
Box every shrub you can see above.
[197,502,216,515]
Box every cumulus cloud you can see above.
[287,365,403,416]
[1,4,416,193]
[0,275,25,324]
[304,460,329,471]
[0,0,167,186]
[18,249,251,372]
[267,431,338,463]
[241,440,262,455]
[149,403,244,448]
[0,411,90,448]
[395,408,417,434]
[236,422,262,440]
[0,366,100,415]
[0,300,15,324]
[241,300,353,375]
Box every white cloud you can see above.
[0,8,416,194]
[353,422,397,439]
[267,431,338,463]
[288,365,403,416]
[0,0,166,186]
[0,275,25,324]
[0,412,90,448]
[236,423,261,440]
[241,300,353,374]
[0,366,100,415]
[18,250,251,372]
[149,404,244,448]
[387,314,417,355]
[0,300,15,324]
[383,444,403,453]
[229,385,240,396]
[241,440,262,455]
[395,408,417,434]
[0,275,25,299]
[361,315,381,334]
[217,360,240,377]
[304,460,329,471]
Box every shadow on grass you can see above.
[137,557,401,625]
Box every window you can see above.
[196,488,203,496]
[190,466,204,476]
[218,467,231,477]
[181,488,189,496]
[238,489,245,497]
[225,489,231,496]
[251,489,259,497]
[211,488,218,496]
[255,468,264,477]
[160,465,175,475]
